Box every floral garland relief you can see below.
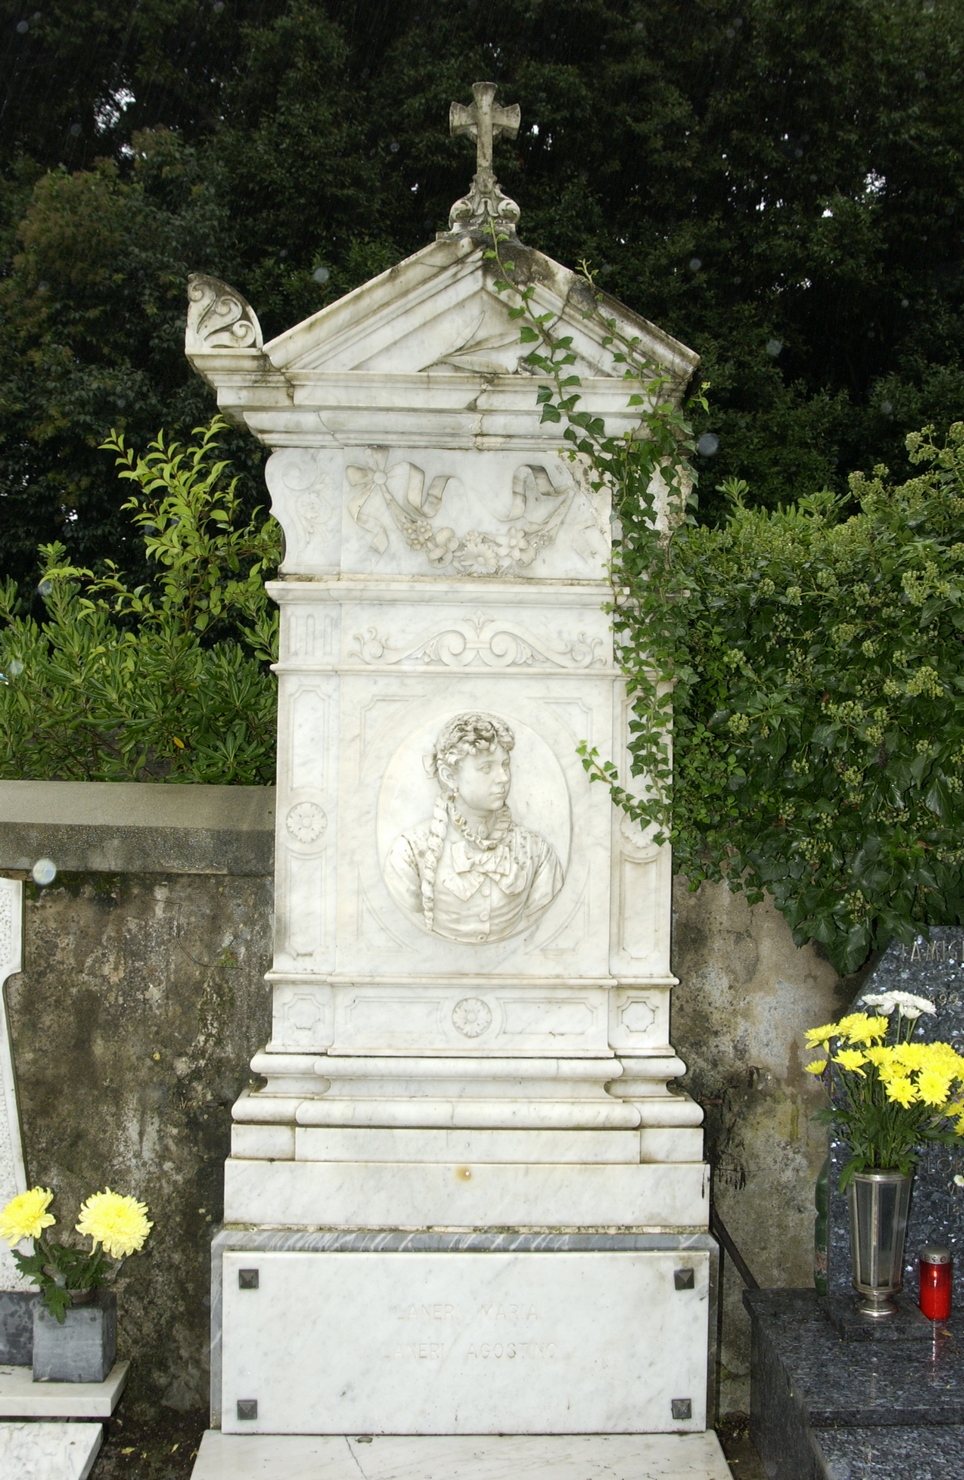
[345,448,574,576]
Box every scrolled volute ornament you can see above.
[185,273,264,354]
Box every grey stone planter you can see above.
[32,1291,116,1383]
[0,1290,37,1364]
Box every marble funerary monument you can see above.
[186,84,718,1452]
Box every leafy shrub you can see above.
[0,418,280,784]
[645,427,964,973]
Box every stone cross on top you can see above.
[442,81,523,240]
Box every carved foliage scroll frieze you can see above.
[349,611,605,672]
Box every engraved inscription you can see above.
[467,1342,557,1359]
[396,1303,460,1321]
[392,1342,446,1360]
[902,933,964,963]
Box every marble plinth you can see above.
[191,1431,733,1480]
[0,1359,128,1416]
[0,1420,102,1479]
[210,1233,717,1433]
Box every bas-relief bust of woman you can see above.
[383,712,565,944]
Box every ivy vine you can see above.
[487,226,964,976]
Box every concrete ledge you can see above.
[0,780,275,875]
[0,1358,128,1417]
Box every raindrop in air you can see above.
[389,141,401,154]
[901,298,909,307]
[689,257,702,271]
[68,123,81,137]
[16,19,28,32]
[697,433,720,457]
[32,858,57,886]
[880,401,893,415]
[8,659,23,677]
[766,338,783,357]
[312,266,330,285]
[37,578,53,596]
[212,0,224,9]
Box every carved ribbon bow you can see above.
[346,448,453,555]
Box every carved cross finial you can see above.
[440,81,523,241]
[450,81,521,175]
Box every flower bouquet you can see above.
[804,990,964,1186]
[805,989,964,1315]
[0,1185,152,1322]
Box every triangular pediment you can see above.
[259,238,698,387]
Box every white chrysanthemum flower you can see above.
[861,990,936,1020]
[861,993,896,1014]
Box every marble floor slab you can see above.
[0,1359,128,1417]
[0,1420,102,1479]
[191,1431,733,1480]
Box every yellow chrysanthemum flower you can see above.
[0,1187,55,1247]
[884,1076,918,1108]
[863,1045,896,1068]
[836,1013,889,1046]
[805,1059,828,1075]
[805,1022,838,1048]
[916,1069,954,1108]
[893,1042,930,1070]
[834,1048,868,1073]
[76,1189,152,1259]
[927,1042,964,1078]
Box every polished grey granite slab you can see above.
[746,1289,964,1427]
[813,1425,964,1480]
[746,1289,964,1480]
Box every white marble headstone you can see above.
[0,879,27,1287]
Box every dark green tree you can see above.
[2,0,964,581]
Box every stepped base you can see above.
[191,1430,733,1480]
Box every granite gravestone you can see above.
[0,878,33,1367]
[185,84,724,1466]
[828,928,964,1308]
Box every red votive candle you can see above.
[919,1244,952,1320]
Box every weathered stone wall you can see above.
[0,783,274,1417]
[0,782,851,1418]
[672,878,846,1413]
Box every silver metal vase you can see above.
[848,1169,913,1317]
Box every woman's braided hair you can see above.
[420,712,515,931]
